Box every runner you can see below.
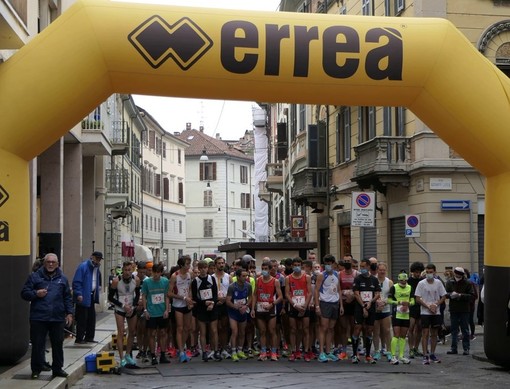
[408,261,425,358]
[108,261,140,367]
[373,262,393,361]
[285,257,312,362]
[252,260,283,361]
[352,258,381,364]
[191,260,221,362]
[141,262,171,365]
[387,271,414,365]
[415,263,447,364]
[315,255,343,363]
[169,255,195,363]
[213,256,232,359]
[338,256,358,360]
[226,268,253,361]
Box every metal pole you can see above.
[413,237,432,264]
[469,205,475,272]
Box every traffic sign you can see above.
[405,214,420,238]
[440,200,471,211]
[351,191,375,227]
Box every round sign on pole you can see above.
[405,214,420,238]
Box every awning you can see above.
[135,244,153,262]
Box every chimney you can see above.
[199,125,204,133]
[173,131,180,136]
[216,133,221,140]
[186,122,191,131]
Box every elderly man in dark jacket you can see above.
[21,253,73,379]
[445,267,474,355]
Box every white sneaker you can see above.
[390,357,399,365]
[400,357,411,365]
[221,350,231,359]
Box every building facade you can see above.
[177,126,255,260]
[267,0,510,278]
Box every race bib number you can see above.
[200,288,213,300]
[360,291,373,302]
[218,290,225,298]
[257,302,269,312]
[292,296,305,306]
[151,293,164,305]
[397,304,408,313]
[234,298,247,305]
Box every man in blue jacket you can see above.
[72,251,102,344]
[21,253,73,379]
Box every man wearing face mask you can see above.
[445,267,474,355]
[352,258,381,364]
[285,257,312,361]
[72,251,103,344]
[315,255,343,362]
[369,257,378,276]
[414,264,447,364]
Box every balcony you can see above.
[291,167,328,205]
[111,121,129,155]
[105,168,129,207]
[80,114,111,156]
[352,136,411,194]
[258,181,270,203]
[265,163,283,194]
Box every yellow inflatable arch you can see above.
[1,0,509,365]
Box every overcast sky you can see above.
[129,0,281,139]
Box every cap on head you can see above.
[146,261,154,269]
[91,251,103,259]
[454,267,465,276]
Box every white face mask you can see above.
[454,275,463,281]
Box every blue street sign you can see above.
[440,200,471,211]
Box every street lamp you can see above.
[199,147,208,161]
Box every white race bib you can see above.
[292,296,305,306]
[234,298,247,305]
[199,288,213,300]
[360,291,373,302]
[151,293,164,305]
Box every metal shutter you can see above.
[390,217,409,281]
[361,226,377,260]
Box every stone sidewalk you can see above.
[0,313,117,389]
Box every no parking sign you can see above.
[405,214,420,238]
[351,192,375,227]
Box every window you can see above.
[162,141,166,158]
[241,193,251,209]
[240,166,248,184]
[290,104,297,142]
[204,190,213,207]
[204,219,213,237]
[358,106,376,143]
[242,220,247,238]
[362,0,373,15]
[156,137,161,155]
[145,214,148,230]
[385,0,405,16]
[179,220,183,234]
[336,107,351,164]
[163,177,169,200]
[155,174,161,197]
[178,149,182,164]
[200,162,217,181]
[149,130,155,150]
[299,104,306,132]
[383,107,406,136]
[164,218,168,233]
[178,181,184,204]
[276,122,288,161]
[150,216,153,231]
[308,123,327,168]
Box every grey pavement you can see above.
[2,312,509,389]
[0,312,116,389]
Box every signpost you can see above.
[351,191,375,227]
[440,200,471,211]
[405,214,421,238]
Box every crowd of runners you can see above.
[107,253,479,368]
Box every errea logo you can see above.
[129,16,403,81]
[128,16,213,69]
